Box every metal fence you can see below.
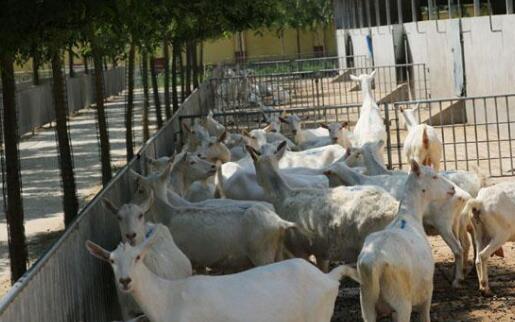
[237,55,370,75]
[0,67,126,137]
[210,63,428,113]
[182,93,515,178]
[392,94,515,177]
[0,82,213,321]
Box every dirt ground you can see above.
[332,236,515,322]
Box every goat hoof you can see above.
[452,279,464,288]
[480,288,493,297]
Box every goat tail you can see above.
[461,198,483,223]
[214,161,226,199]
[469,164,490,188]
[328,264,361,283]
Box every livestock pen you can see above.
[1,56,514,321]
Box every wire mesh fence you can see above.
[0,82,213,321]
[392,94,515,177]
[181,92,515,179]
[209,63,429,113]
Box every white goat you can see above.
[339,161,456,322]
[351,70,387,165]
[201,110,226,137]
[248,141,400,271]
[131,164,274,211]
[320,121,353,149]
[93,196,192,321]
[401,107,442,172]
[461,181,515,296]
[133,178,295,271]
[182,122,210,152]
[87,237,351,322]
[278,114,329,148]
[324,161,477,286]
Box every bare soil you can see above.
[332,236,515,321]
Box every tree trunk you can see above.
[83,55,89,74]
[163,36,171,120]
[150,55,163,128]
[322,23,328,56]
[296,27,301,58]
[68,45,75,77]
[32,46,40,86]
[192,41,199,89]
[125,42,135,162]
[199,41,204,82]
[141,49,150,142]
[171,42,179,114]
[51,51,79,226]
[185,42,192,97]
[112,57,118,68]
[92,46,112,185]
[0,53,28,283]
[179,45,185,102]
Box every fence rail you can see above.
[0,67,126,136]
[210,63,428,113]
[0,82,213,321]
[182,93,515,178]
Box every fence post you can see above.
[384,103,393,169]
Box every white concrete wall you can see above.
[370,26,397,66]
[336,29,347,68]
[462,15,515,97]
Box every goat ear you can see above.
[160,161,173,182]
[218,131,227,143]
[85,240,110,262]
[263,124,273,132]
[241,129,251,137]
[343,148,352,159]
[102,198,119,215]
[370,69,377,78]
[129,169,145,184]
[350,74,359,81]
[275,141,288,160]
[143,156,154,165]
[320,123,328,129]
[410,159,421,177]
[138,189,154,214]
[422,128,429,149]
[341,121,349,128]
[208,110,214,118]
[245,145,260,162]
[278,116,289,124]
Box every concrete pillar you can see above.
[358,0,365,28]
[397,0,403,23]
[428,0,436,20]
[366,0,372,27]
[412,0,418,21]
[507,0,514,14]
[386,0,392,25]
[473,0,480,16]
[375,0,381,25]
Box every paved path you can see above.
[0,89,157,294]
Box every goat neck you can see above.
[129,261,172,322]
[360,79,376,109]
[170,168,188,197]
[257,159,292,205]
[397,175,429,225]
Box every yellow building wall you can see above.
[202,23,337,65]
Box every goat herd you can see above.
[86,71,515,322]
